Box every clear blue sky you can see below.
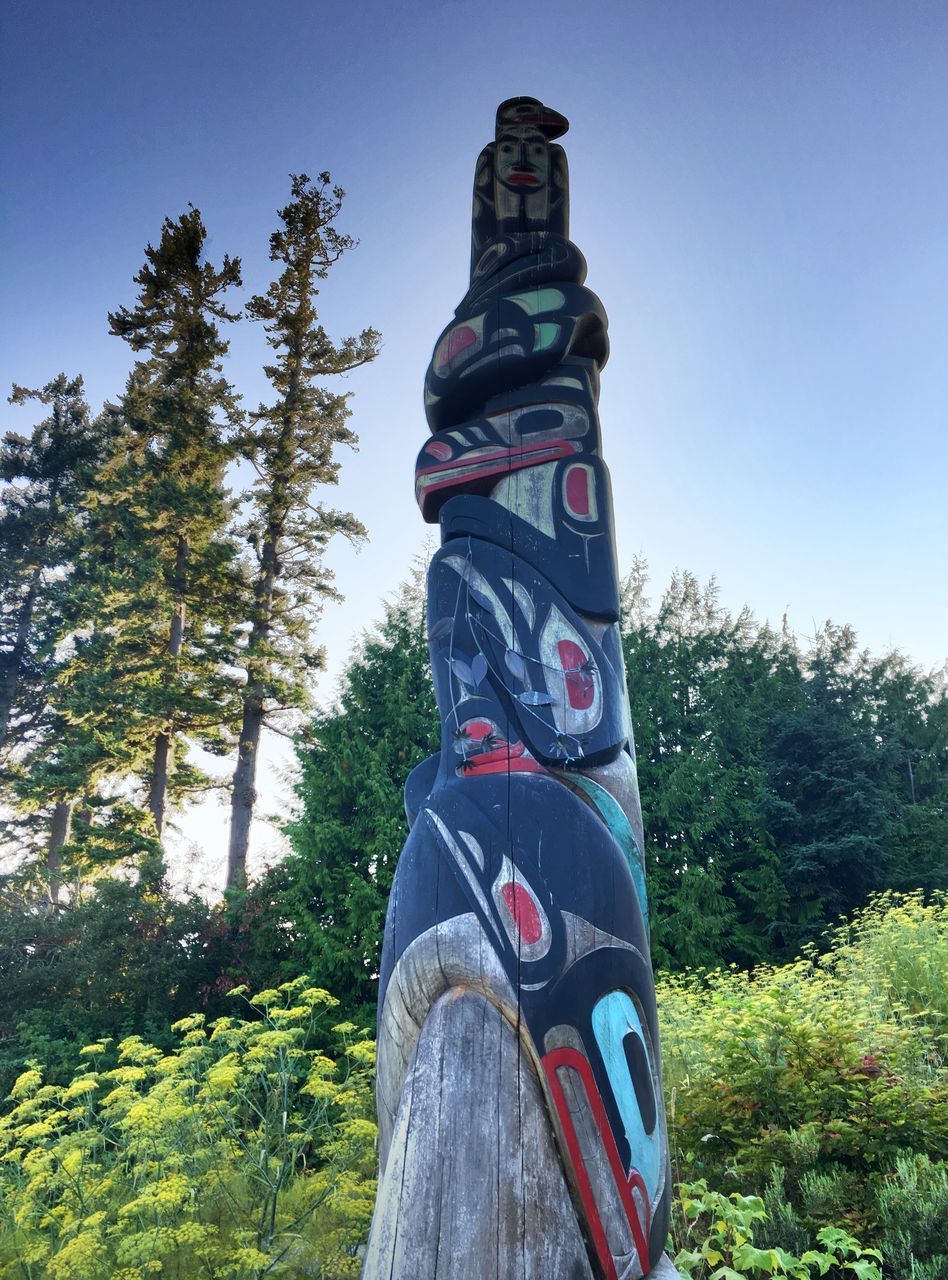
[2,0,946,881]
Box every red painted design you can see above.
[462,754,545,776]
[457,736,546,777]
[543,1048,651,1278]
[466,720,495,741]
[425,439,453,461]
[499,882,543,944]
[414,439,578,517]
[565,464,591,516]
[557,639,595,709]
[437,324,478,369]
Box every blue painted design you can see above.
[592,991,661,1203]
[566,775,648,927]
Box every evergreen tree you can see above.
[283,562,946,988]
[621,565,792,968]
[107,208,243,841]
[46,211,245,868]
[761,624,942,950]
[226,174,379,887]
[283,573,437,1011]
[866,653,948,893]
[0,376,104,759]
[0,377,116,901]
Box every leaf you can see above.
[428,617,453,642]
[450,657,474,687]
[471,653,488,685]
[504,649,527,682]
[518,690,554,706]
[846,1263,881,1280]
[800,1252,832,1277]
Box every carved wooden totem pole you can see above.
[363,99,677,1280]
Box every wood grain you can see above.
[364,988,594,1279]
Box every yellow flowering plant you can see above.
[0,978,377,1279]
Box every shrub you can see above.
[0,978,377,1279]
[673,1179,882,1279]
[659,892,948,1275]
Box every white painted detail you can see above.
[492,462,557,537]
[425,810,501,943]
[458,829,485,871]
[443,555,516,648]
[489,854,552,964]
[502,576,537,630]
[538,604,603,736]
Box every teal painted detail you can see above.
[507,287,565,315]
[563,774,648,927]
[592,991,661,1203]
[532,322,561,351]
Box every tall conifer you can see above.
[106,208,243,841]
[226,174,378,886]
[0,376,111,901]
[0,376,104,759]
[44,212,244,872]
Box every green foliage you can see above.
[621,565,792,969]
[673,1179,882,1279]
[0,882,943,1275]
[0,375,108,764]
[0,878,219,1095]
[875,1153,948,1280]
[40,208,245,856]
[661,892,948,1277]
[277,562,948,1017]
[621,565,948,968]
[284,571,439,1012]
[0,978,376,1279]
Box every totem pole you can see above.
[363,99,678,1280]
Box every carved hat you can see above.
[495,97,569,140]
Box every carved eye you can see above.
[501,143,515,154]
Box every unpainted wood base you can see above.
[363,987,594,1279]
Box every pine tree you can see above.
[43,211,245,870]
[226,174,379,887]
[621,566,791,968]
[0,376,104,759]
[763,624,912,949]
[0,376,115,902]
[106,208,244,843]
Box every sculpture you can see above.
[363,98,677,1280]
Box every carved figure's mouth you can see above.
[506,170,542,186]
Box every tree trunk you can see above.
[148,536,187,840]
[148,733,172,839]
[227,693,263,888]
[0,570,41,754]
[46,799,72,907]
[226,524,279,888]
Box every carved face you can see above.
[494,124,550,196]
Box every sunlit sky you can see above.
[3,1,946,889]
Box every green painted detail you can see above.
[557,773,649,927]
[533,322,561,352]
[507,287,566,315]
